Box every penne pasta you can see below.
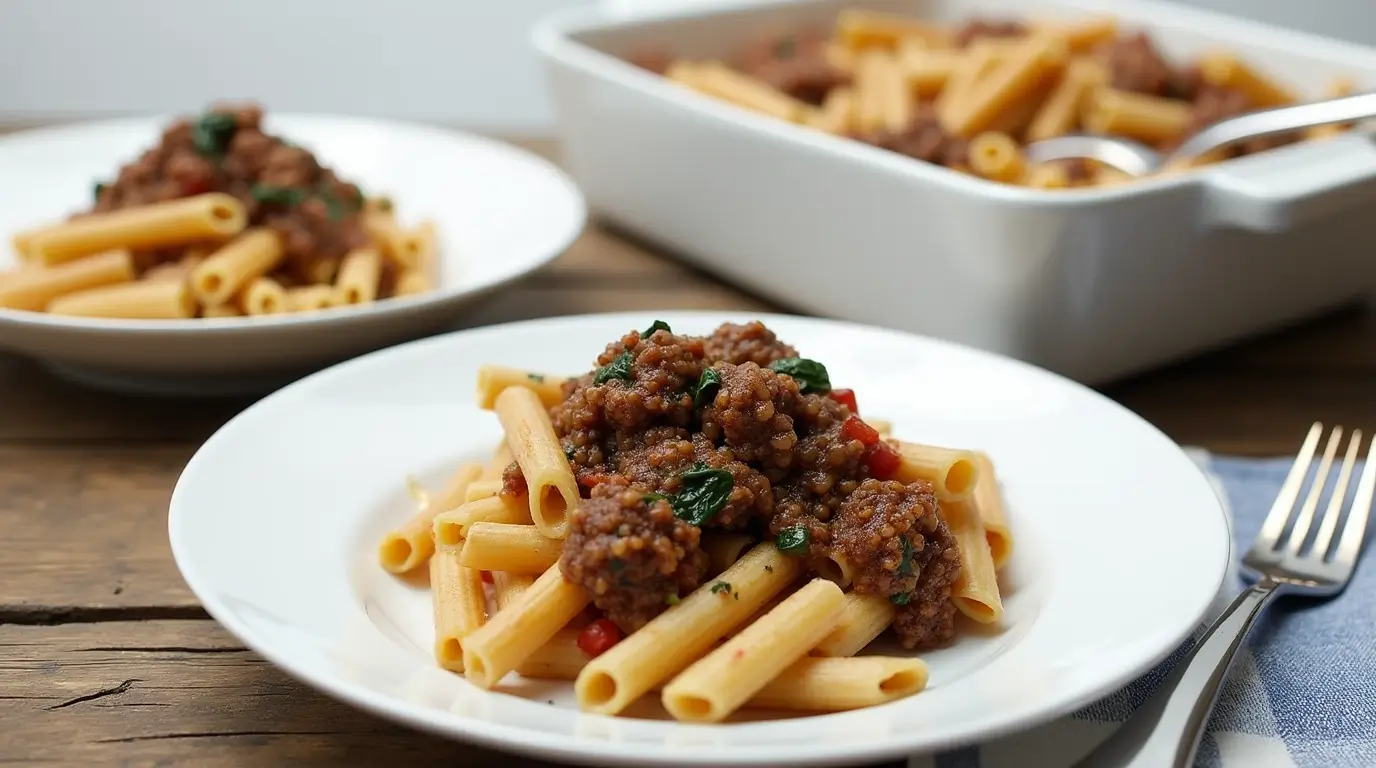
[459,523,562,574]
[1026,58,1106,142]
[402,221,437,276]
[494,386,580,539]
[1197,50,1296,108]
[378,464,482,574]
[971,452,1014,568]
[1024,162,1072,189]
[433,495,533,548]
[462,562,591,689]
[662,579,845,722]
[19,193,246,266]
[836,8,952,50]
[575,543,802,716]
[335,247,382,305]
[1082,88,1192,145]
[943,499,1003,623]
[475,364,568,410]
[936,41,1003,125]
[899,43,958,98]
[142,251,205,283]
[284,284,338,312]
[201,303,242,318]
[947,34,1069,138]
[812,592,895,657]
[804,86,856,135]
[967,131,1025,182]
[464,479,504,503]
[493,571,536,610]
[362,210,410,268]
[694,61,812,123]
[816,551,856,588]
[703,533,756,575]
[0,249,134,311]
[47,279,196,319]
[890,441,980,501]
[237,276,288,315]
[431,546,488,672]
[191,228,284,306]
[517,631,926,711]
[1033,15,1117,53]
[393,269,431,296]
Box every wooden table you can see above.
[5,140,1376,767]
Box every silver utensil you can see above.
[1026,92,1376,177]
[1075,422,1376,768]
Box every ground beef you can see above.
[613,430,773,530]
[699,362,804,470]
[769,393,866,536]
[598,328,707,431]
[828,479,944,599]
[891,516,962,650]
[500,461,527,498]
[704,321,799,367]
[91,101,369,280]
[952,18,1027,48]
[558,482,709,631]
[868,105,971,168]
[738,32,850,106]
[1101,32,1179,98]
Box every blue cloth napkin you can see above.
[910,453,1376,768]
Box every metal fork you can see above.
[1076,422,1376,768]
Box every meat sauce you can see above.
[509,320,963,650]
[89,102,371,284]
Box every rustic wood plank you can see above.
[0,621,559,767]
[0,620,907,768]
[0,446,199,610]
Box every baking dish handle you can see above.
[1202,133,1376,232]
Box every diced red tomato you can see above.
[864,441,902,480]
[829,388,858,414]
[577,618,624,658]
[841,415,880,446]
[480,571,493,584]
[181,178,210,195]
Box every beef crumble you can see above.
[540,320,965,647]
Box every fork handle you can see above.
[1073,579,1283,768]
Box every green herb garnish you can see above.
[251,184,306,207]
[610,559,625,573]
[527,373,546,383]
[564,445,576,461]
[775,37,797,59]
[890,593,913,606]
[710,581,731,595]
[768,357,831,394]
[93,181,108,201]
[644,492,667,504]
[776,525,810,556]
[665,593,681,606]
[593,351,634,385]
[670,462,734,526]
[693,368,722,410]
[641,320,671,338]
[318,191,345,222]
[191,111,237,158]
[897,537,914,577]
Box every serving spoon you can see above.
[1024,91,1376,177]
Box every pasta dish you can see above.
[379,320,1013,721]
[629,9,1357,188]
[1,102,437,318]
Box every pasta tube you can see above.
[0,249,134,311]
[191,228,284,306]
[494,386,579,539]
[47,279,196,319]
[458,523,562,573]
[19,193,246,266]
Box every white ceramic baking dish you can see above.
[534,0,1376,384]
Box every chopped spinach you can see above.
[768,357,831,394]
[670,462,734,526]
[897,536,914,577]
[640,320,671,338]
[191,111,237,157]
[93,181,108,201]
[890,593,913,606]
[776,525,810,556]
[593,351,634,385]
[710,581,731,595]
[693,368,722,409]
[527,373,546,383]
[251,184,305,207]
[664,593,681,606]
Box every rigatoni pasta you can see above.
[3,103,443,318]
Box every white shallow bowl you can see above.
[0,115,585,395]
[169,311,1231,767]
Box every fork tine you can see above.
[1287,426,1343,555]
[1257,422,1324,548]
[1312,429,1361,559]
[1333,435,1376,568]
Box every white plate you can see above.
[0,115,585,394]
[168,312,1231,767]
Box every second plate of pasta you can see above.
[169,311,1231,767]
[0,110,585,393]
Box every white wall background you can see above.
[2,0,1375,134]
